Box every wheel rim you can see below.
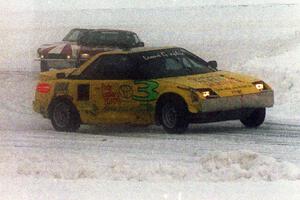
[162,104,177,129]
[53,102,71,128]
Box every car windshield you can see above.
[130,48,214,79]
[63,29,87,42]
[81,31,141,47]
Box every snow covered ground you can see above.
[1,3,300,200]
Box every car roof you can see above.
[70,46,180,76]
[72,28,136,34]
[101,46,179,55]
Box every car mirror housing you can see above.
[208,60,218,70]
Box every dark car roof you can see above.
[72,28,136,34]
[92,46,179,56]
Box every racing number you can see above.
[133,80,159,102]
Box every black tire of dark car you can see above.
[40,60,49,72]
[160,98,189,134]
[50,99,81,132]
[240,108,266,128]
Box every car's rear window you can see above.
[83,31,139,47]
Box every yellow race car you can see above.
[33,47,274,133]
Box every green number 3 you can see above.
[133,80,159,102]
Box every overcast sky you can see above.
[0,0,298,11]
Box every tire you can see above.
[40,60,49,72]
[240,108,266,128]
[160,99,189,134]
[50,100,80,132]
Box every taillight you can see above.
[36,83,51,94]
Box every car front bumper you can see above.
[200,90,274,113]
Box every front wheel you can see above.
[161,101,189,134]
[50,100,80,132]
[240,108,266,128]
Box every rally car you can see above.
[36,28,144,72]
[33,47,274,134]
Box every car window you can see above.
[63,29,85,42]
[133,34,141,44]
[87,32,119,46]
[132,48,213,79]
[182,57,193,68]
[138,58,167,79]
[81,55,135,80]
[82,31,138,47]
[165,58,183,70]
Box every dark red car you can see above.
[37,28,144,71]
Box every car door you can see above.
[87,54,146,124]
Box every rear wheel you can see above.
[50,100,80,132]
[40,60,49,72]
[160,99,189,134]
[240,108,266,128]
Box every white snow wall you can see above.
[1,4,300,71]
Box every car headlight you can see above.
[202,91,210,97]
[255,83,264,90]
[197,88,219,99]
[80,53,90,59]
[253,81,266,91]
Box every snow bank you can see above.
[107,151,300,182]
[231,44,300,118]
[200,151,300,181]
[0,72,50,131]
[1,149,299,182]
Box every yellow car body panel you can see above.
[33,47,274,128]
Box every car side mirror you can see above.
[208,60,218,70]
[56,72,66,79]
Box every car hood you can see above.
[159,71,264,97]
[37,41,80,56]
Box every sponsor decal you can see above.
[118,85,133,100]
[142,49,184,61]
[215,85,253,92]
[101,84,121,106]
[99,81,159,113]
[133,80,159,102]
[188,75,252,89]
